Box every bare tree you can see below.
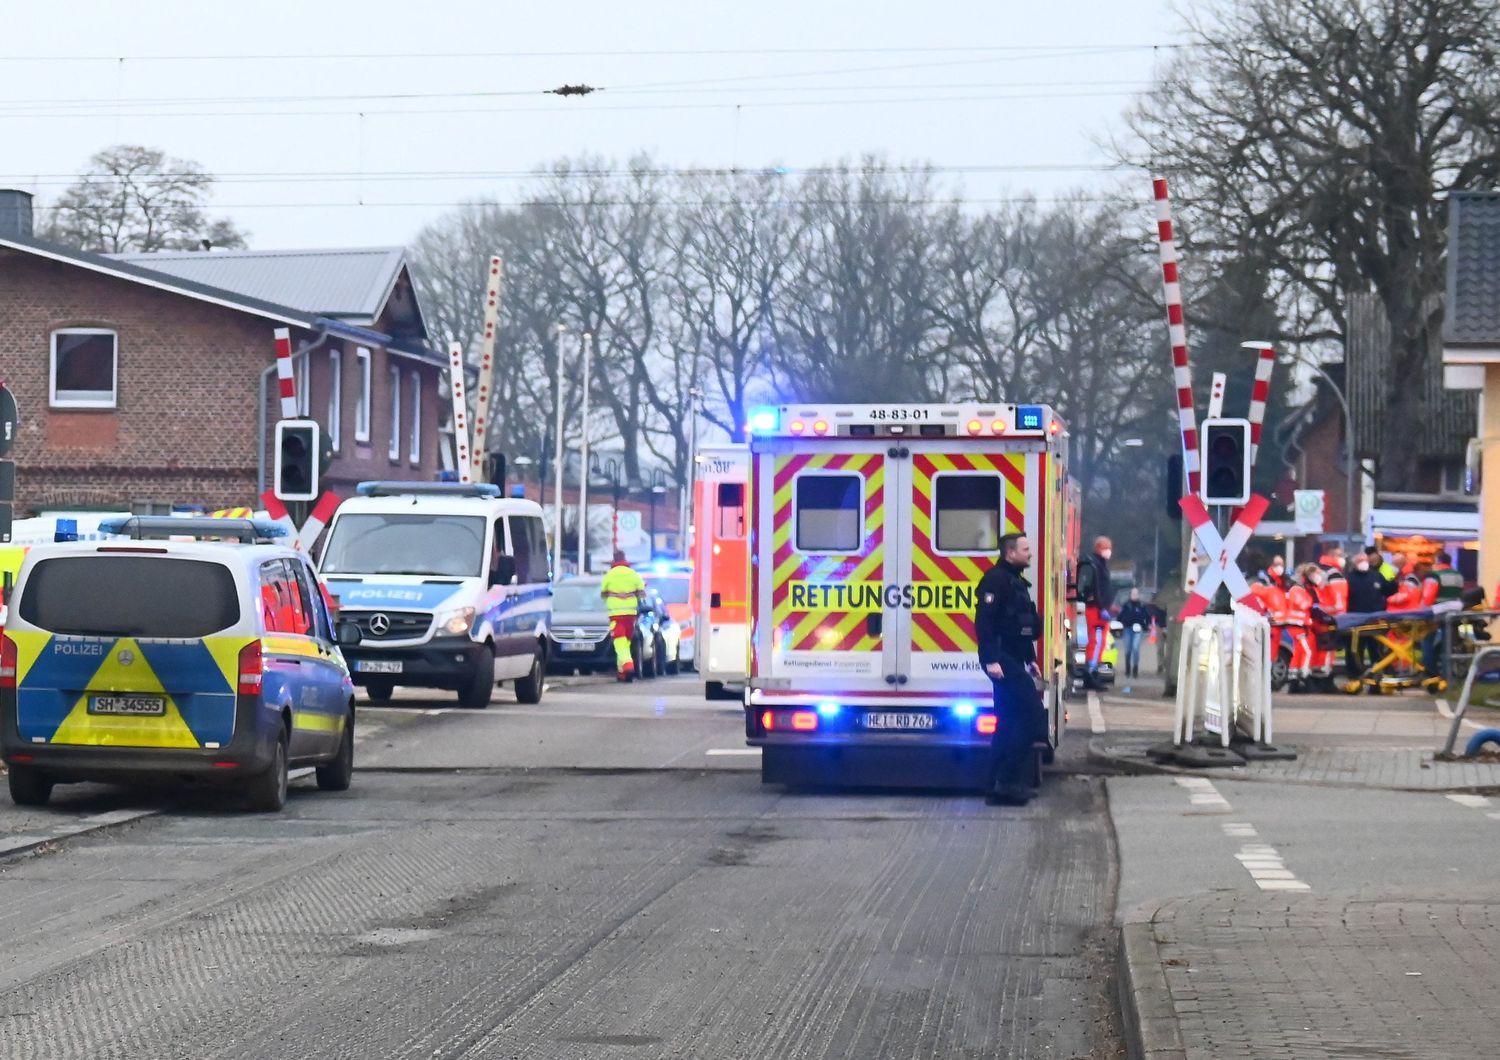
[39,145,248,253]
[1126,0,1500,489]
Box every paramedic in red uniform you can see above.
[975,533,1044,806]
[1079,536,1115,690]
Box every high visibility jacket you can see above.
[1285,584,1312,628]
[1388,576,1423,612]
[1252,581,1289,624]
[1322,576,1349,616]
[600,562,646,617]
[1422,566,1464,606]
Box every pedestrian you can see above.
[975,533,1044,806]
[599,549,647,682]
[1421,550,1464,606]
[1078,536,1115,689]
[1115,588,1151,680]
[1345,550,1396,676]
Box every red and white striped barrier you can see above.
[273,327,298,420]
[1153,177,1201,496]
[1241,341,1276,465]
[258,490,299,541]
[1178,494,1270,619]
[469,256,503,482]
[448,341,473,483]
[295,491,340,553]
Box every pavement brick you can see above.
[1124,893,1500,1060]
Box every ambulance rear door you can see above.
[895,440,1045,697]
[753,436,897,694]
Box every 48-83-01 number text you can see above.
[867,408,931,422]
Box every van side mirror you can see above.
[491,554,517,587]
[336,620,362,647]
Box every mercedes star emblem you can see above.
[117,649,135,666]
[369,613,391,635]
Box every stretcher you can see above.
[1336,600,1470,695]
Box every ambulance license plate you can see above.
[864,712,934,731]
[89,695,166,716]
[357,660,403,674]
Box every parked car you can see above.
[546,577,666,678]
[644,565,695,670]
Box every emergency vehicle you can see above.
[743,403,1073,789]
[692,444,750,700]
[317,482,552,709]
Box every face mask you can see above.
[1100,550,1112,561]
[1355,563,1369,572]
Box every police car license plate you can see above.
[89,695,166,716]
[864,712,934,731]
[357,660,403,674]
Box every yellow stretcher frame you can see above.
[1341,613,1449,696]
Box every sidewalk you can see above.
[1123,891,1500,1060]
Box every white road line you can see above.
[1434,697,1484,731]
[706,748,761,757]
[1234,842,1310,891]
[1222,822,1258,838]
[1446,793,1491,808]
[1087,691,1106,734]
[1176,776,1231,811]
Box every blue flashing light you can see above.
[54,518,79,543]
[748,406,780,434]
[952,702,978,719]
[1016,405,1045,431]
[654,561,672,575]
[816,701,841,718]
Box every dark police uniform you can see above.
[974,558,1043,801]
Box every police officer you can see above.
[975,532,1044,805]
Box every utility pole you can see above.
[551,324,568,580]
[576,332,594,576]
[682,384,702,562]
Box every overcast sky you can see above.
[2,0,1189,249]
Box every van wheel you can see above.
[458,645,495,709]
[8,766,53,807]
[316,709,355,792]
[514,650,545,705]
[705,680,726,701]
[364,678,394,704]
[246,730,289,812]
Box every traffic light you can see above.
[274,420,321,501]
[1165,453,1183,520]
[1200,418,1251,505]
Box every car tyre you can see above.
[246,729,289,813]
[364,678,395,704]
[458,644,495,709]
[316,709,355,792]
[705,680,727,701]
[8,765,53,807]
[656,635,672,675]
[514,649,545,704]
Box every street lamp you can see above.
[647,470,669,558]
[552,323,568,579]
[592,456,628,555]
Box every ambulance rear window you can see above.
[796,474,862,553]
[934,474,1003,552]
[18,556,240,638]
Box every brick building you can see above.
[0,189,447,516]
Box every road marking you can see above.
[706,748,761,757]
[1222,822,1258,838]
[1087,691,1106,734]
[1175,776,1231,811]
[0,807,157,859]
[1446,793,1491,808]
[1233,842,1310,891]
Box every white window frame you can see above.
[409,370,422,465]
[388,363,402,462]
[930,470,1007,556]
[354,346,372,443]
[294,352,310,417]
[49,328,118,409]
[327,349,342,452]
[792,470,866,555]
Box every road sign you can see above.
[1293,490,1326,534]
[0,384,16,457]
[1179,494,1270,619]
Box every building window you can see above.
[794,474,863,553]
[388,363,401,462]
[294,352,310,417]
[50,328,118,408]
[327,349,342,452]
[409,371,422,465]
[354,346,372,443]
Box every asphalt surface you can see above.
[0,674,1125,1060]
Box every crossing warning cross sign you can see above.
[1179,494,1270,619]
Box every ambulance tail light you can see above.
[812,420,830,436]
[237,640,265,697]
[791,711,818,731]
[976,714,998,735]
[0,632,16,690]
[761,709,819,732]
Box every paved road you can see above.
[0,675,1124,1059]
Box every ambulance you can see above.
[743,402,1073,789]
[691,444,750,700]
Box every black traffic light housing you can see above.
[1165,453,1183,520]
[274,419,321,501]
[1200,417,1251,505]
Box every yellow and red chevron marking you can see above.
[910,452,1027,654]
[770,452,885,653]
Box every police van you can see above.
[0,517,358,811]
[318,482,552,708]
[743,403,1074,790]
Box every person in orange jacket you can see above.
[1387,572,1424,612]
[1284,564,1322,685]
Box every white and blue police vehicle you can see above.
[317,482,552,709]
